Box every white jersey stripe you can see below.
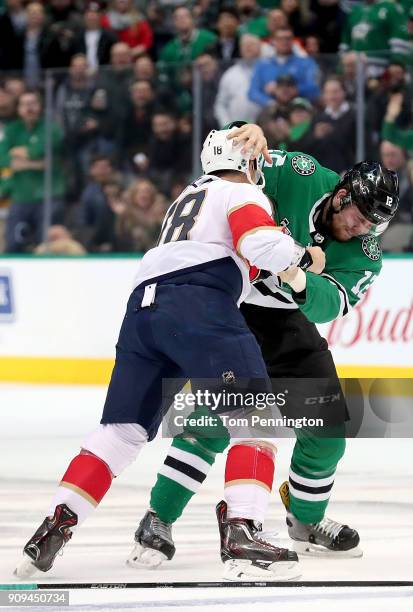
[159,464,201,493]
[289,483,332,502]
[168,445,211,475]
[289,468,335,488]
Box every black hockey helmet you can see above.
[334,161,399,225]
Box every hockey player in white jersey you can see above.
[15,129,325,580]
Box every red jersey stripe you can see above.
[228,203,280,253]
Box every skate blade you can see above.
[222,558,301,582]
[14,554,38,579]
[126,542,168,569]
[293,540,363,558]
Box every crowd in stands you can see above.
[0,0,412,254]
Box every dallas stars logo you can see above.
[361,235,381,261]
[291,154,316,176]
[352,21,372,41]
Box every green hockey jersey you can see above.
[340,0,411,74]
[245,150,383,324]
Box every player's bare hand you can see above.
[227,124,272,164]
[307,246,325,274]
[279,266,300,284]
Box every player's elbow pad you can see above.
[239,230,295,274]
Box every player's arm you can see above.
[227,187,323,276]
[225,126,299,202]
[283,263,381,324]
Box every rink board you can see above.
[0,255,412,383]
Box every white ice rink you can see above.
[0,383,412,611]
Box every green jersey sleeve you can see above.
[292,236,383,323]
[387,2,412,61]
[0,122,12,168]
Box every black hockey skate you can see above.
[127,510,175,569]
[279,481,363,558]
[14,504,78,578]
[216,500,301,581]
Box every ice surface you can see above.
[0,384,412,611]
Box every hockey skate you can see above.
[216,500,301,581]
[127,509,175,569]
[14,504,77,579]
[279,481,363,558]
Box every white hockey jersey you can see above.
[134,175,295,304]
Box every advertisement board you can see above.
[0,256,411,383]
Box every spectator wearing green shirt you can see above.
[158,6,217,67]
[240,6,283,40]
[340,0,412,78]
[0,91,65,253]
[236,0,265,30]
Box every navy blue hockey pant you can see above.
[101,260,269,440]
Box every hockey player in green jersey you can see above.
[128,123,399,580]
[340,0,412,77]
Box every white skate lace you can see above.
[152,515,172,542]
[313,517,343,540]
[252,524,281,548]
[257,530,280,546]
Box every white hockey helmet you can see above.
[200,129,265,189]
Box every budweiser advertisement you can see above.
[317,257,413,373]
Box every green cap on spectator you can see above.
[290,97,313,112]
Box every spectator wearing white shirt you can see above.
[214,34,261,128]
[72,2,117,69]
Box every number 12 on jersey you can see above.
[158,189,207,245]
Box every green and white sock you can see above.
[150,434,228,523]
